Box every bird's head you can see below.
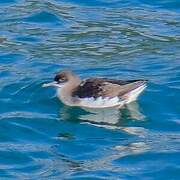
[42,70,80,89]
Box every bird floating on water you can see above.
[43,70,147,109]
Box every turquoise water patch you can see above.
[0,0,16,4]
[15,36,41,43]
[24,11,62,24]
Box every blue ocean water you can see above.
[0,0,180,179]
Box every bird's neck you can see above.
[57,77,81,106]
[65,76,81,91]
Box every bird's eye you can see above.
[59,77,65,82]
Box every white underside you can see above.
[78,84,147,108]
[79,96,123,108]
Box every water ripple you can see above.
[0,0,179,178]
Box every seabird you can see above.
[43,70,147,108]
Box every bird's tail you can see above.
[121,80,147,104]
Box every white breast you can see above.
[79,96,124,108]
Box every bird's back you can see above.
[72,78,146,98]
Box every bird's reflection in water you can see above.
[59,102,147,137]
[58,103,149,169]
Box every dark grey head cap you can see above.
[54,70,74,83]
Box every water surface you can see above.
[0,0,180,179]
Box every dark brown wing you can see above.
[72,78,147,99]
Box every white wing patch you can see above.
[79,96,123,108]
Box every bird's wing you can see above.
[72,78,147,99]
